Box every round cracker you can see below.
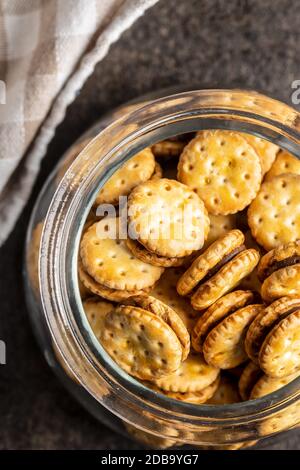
[99,305,183,380]
[250,371,300,399]
[126,237,186,267]
[152,140,186,158]
[78,258,148,302]
[95,148,155,206]
[153,353,219,393]
[150,376,220,404]
[150,268,198,332]
[191,249,260,311]
[265,150,300,182]
[259,309,300,378]
[248,174,300,251]
[80,219,163,291]
[258,240,300,282]
[241,133,278,175]
[131,294,190,360]
[192,290,254,353]
[261,264,300,303]
[177,229,245,296]
[245,297,300,364]
[83,297,114,336]
[128,178,210,258]
[207,376,240,404]
[204,213,237,248]
[238,362,262,400]
[203,304,263,369]
[177,130,262,215]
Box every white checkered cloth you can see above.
[0,0,158,246]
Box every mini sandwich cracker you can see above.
[177,230,260,310]
[258,241,300,302]
[192,290,263,369]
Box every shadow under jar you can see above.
[24,89,300,449]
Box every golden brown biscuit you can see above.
[126,237,186,267]
[238,362,262,400]
[150,268,198,332]
[265,150,300,181]
[203,304,263,369]
[80,218,163,291]
[149,376,220,404]
[258,241,300,302]
[178,130,262,215]
[241,133,278,175]
[95,148,155,206]
[128,178,209,258]
[152,140,186,158]
[259,309,300,378]
[99,305,183,380]
[245,296,300,364]
[191,248,260,311]
[177,229,245,296]
[78,258,149,302]
[153,353,219,393]
[204,214,237,248]
[131,294,190,360]
[250,371,300,399]
[192,290,254,353]
[207,375,241,404]
[248,174,300,251]
[83,297,115,336]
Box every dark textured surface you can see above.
[1,0,300,450]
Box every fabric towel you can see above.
[0,0,159,246]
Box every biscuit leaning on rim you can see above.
[130,294,190,361]
[207,376,241,405]
[248,174,300,251]
[176,229,260,310]
[245,296,300,364]
[83,297,115,336]
[192,290,255,353]
[151,139,187,158]
[128,178,209,258]
[95,147,156,206]
[238,362,262,400]
[99,305,184,380]
[258,241,300,302]
[80,218,163,292]
[265,150,300,181]
[152,353,219,393]
[203,303,264,369]
[259,309,300,378]
[241,133,279,175]
[149,376,220,404]
[78,258,149,302]
[250,371,300,399]
[177,130,262,215]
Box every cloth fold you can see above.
[0,0,159,246]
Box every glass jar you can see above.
[24,89,300,449]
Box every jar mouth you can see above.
[40,89,300,430]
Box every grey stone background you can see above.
[1,0,300,449]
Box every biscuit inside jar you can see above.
[76,132,299,413]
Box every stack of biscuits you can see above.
[78,130,300,418]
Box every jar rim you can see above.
[39,89,300,440]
